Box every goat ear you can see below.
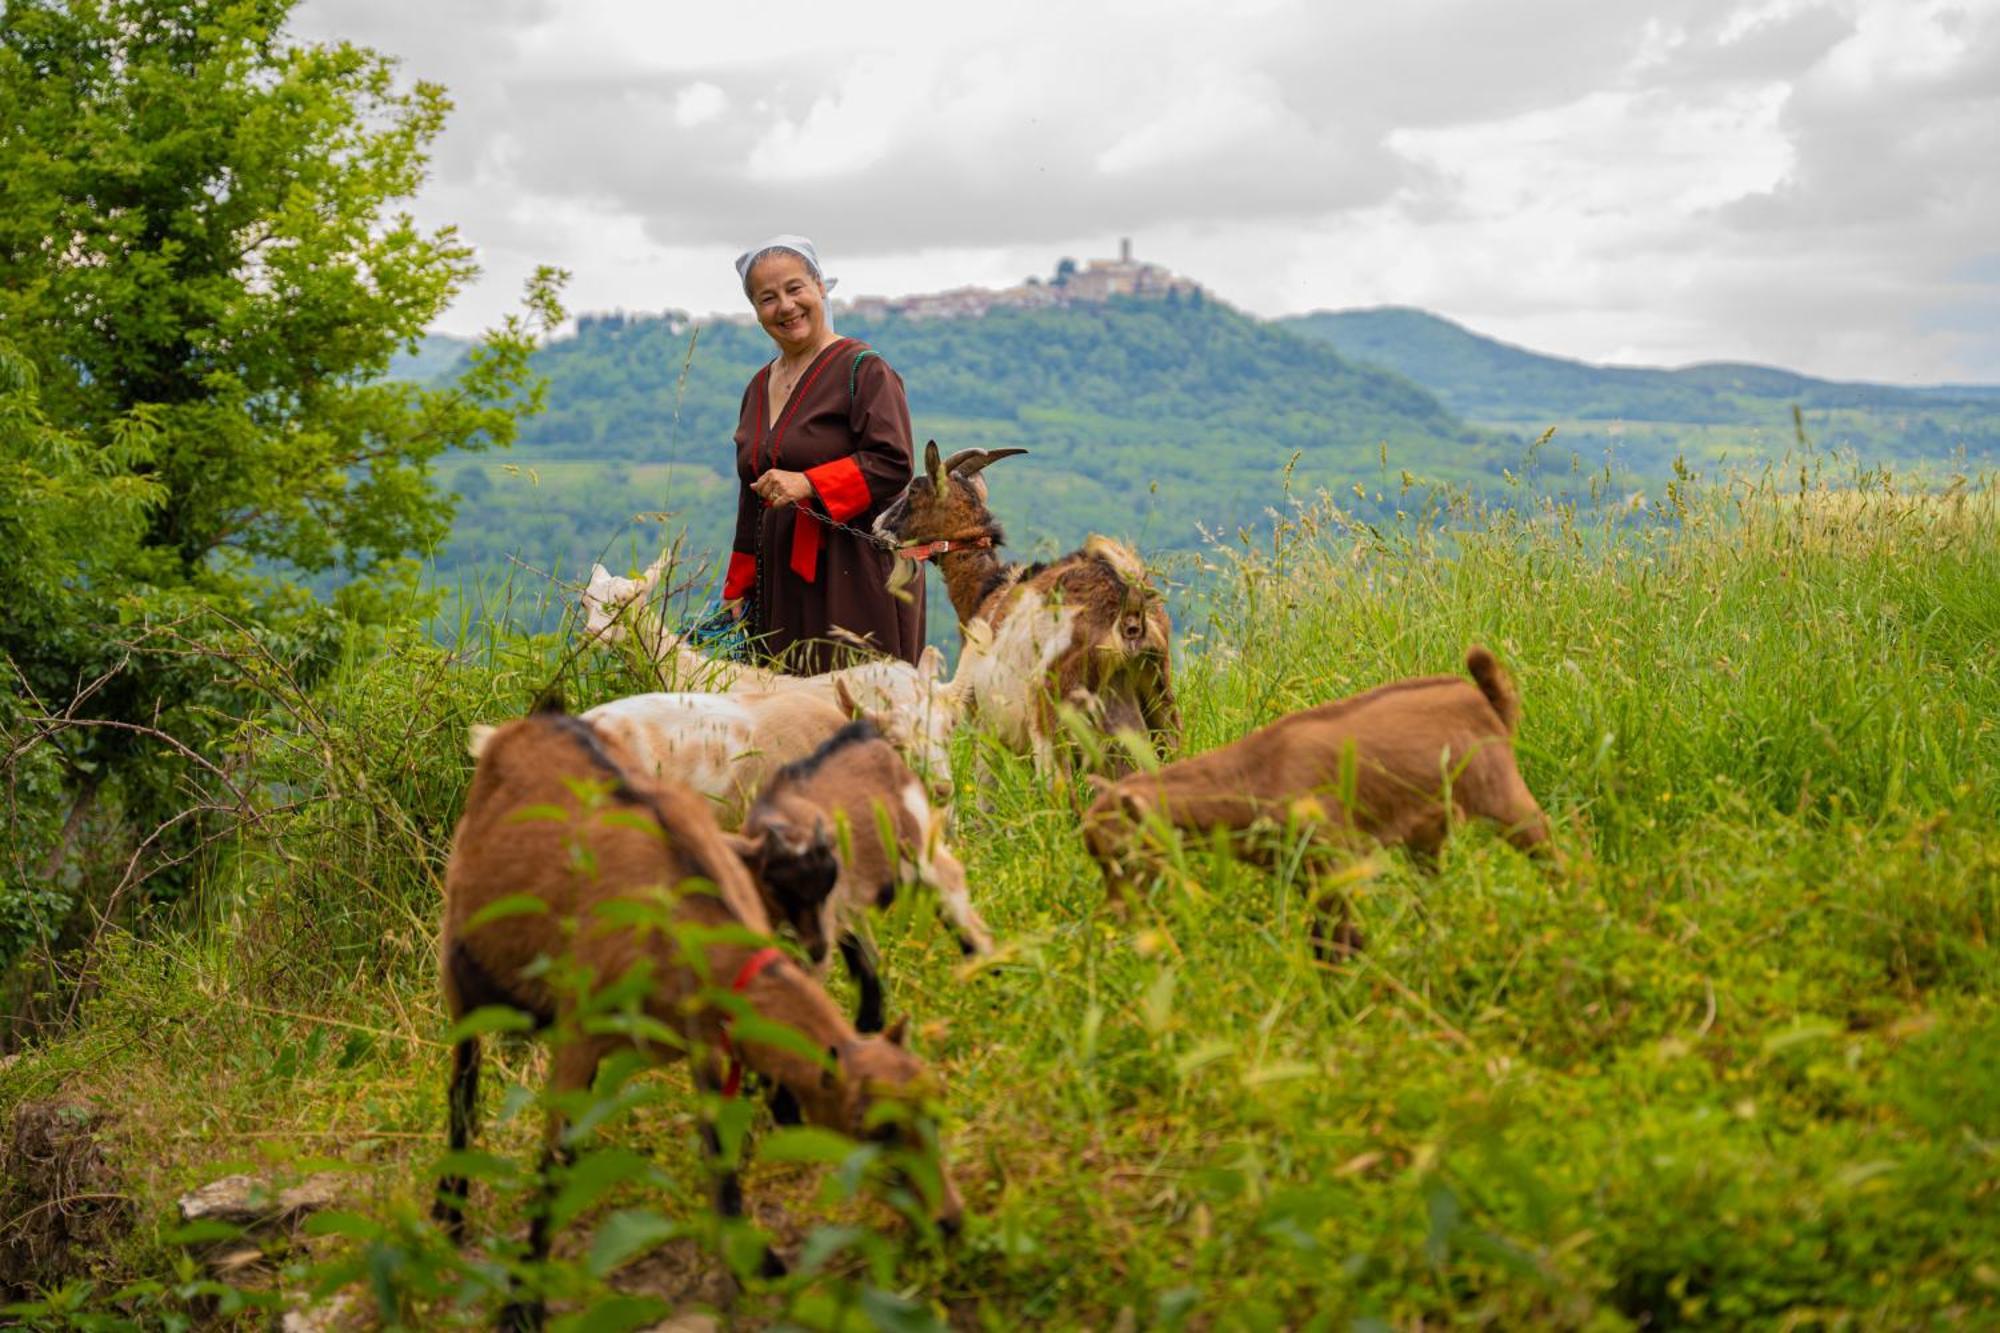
[466,724,496,760]
[917,644,944,681]
[590,562,610,582]
[641,553,667,585]
[884,1015,909,1047]
[924,439,943,487]
[834,677,859,718]
[1119,790,1153,822]
[720,829,765,870]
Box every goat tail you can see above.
[1466,645,1520,734]
[434,1034,482,1239]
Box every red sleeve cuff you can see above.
[804,455,872,524]
[723,550,755,600]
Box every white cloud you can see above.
[673,82,727,128]
[293,0,2000,382]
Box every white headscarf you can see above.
[734,234,838,296]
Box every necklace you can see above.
[771,336,839,401]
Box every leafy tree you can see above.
[0,0,561,1005]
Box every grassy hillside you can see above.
[426,299,1506,598]
[5,461,1996,1329]
[1284,307,2000,473]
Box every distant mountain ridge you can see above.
[1279,306,1997,422]
[406,292,1999,594]
[421,296,1505,583]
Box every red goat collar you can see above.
[897,535,995,562]
[719,945,786,1099]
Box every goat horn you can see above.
[944,447,1029,480]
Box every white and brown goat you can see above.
[732,719,994,1033]
[468,656,961,825]
[437,706,961,1325]
[581,556,772,690]
[1082,647,1556,960]
[872,442,1179,775]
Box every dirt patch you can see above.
[0,1099,132,1297]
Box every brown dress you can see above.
[724,338,926,674]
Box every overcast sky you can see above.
[293,0,2000,384]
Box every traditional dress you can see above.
[724,337,925,674]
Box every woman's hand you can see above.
[751,469,813,509]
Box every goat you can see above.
[582,557,774,690]
[468,657,961,824]
[576,687,852,825]
[580,560,963,795]
[1081,647,1556,960]
[733,719,994,1033]
[437,706,963,1327]
[872,442,1179,775]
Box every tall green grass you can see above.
[3,460,1996,1329]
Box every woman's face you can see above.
[747,252,829,355]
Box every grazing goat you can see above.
[582,557,773,690]
[576,687,852,824]
[580,560,963,793]
[872,442,1179,775]
[437,707,962,1327]
[468,657,961,822]
[1082,647,1555,960]
[734,719,993,1033]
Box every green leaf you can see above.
[445,1005,536,1043]
[585,1208,680,1277]
[549,1148,652,1232]
[302,1211,386,1241]
[505,803,574,825]
[555,1295,673,1333]
[432,1150,519,1184]
[467,893,551,928]
[758,1126,859,1166]
[859,1286,949,1333]
[726,1013,837,1070]
[795,1223,868,1276]
[163,1219,244,1245]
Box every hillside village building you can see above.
[840,239,1204,323]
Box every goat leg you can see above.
[838,932,886,1034]
[433,1035,481,1241]
[698,1108,788,1279]
[500,1038,598,1330]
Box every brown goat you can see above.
[1082,648,1555,959]
[872,442,1179,774]
[437,706,962,1326]
[733,716,993,1033]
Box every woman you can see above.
[722,235,925,674]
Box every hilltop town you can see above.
[840,240,1206,323]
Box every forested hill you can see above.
[431,298,1507,588]
[1281,307,2000,469]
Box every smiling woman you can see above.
[723,234,926,674]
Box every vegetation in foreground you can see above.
[3,461,1996,1330]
